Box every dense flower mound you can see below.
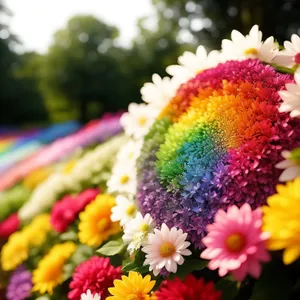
[137,59,300,248]
[68,256,121,300]
[155,274,221,300]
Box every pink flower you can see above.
[200,203,270,281]
[51,188,100,232]
[0,213,20,238]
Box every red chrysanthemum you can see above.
[0,213,20,238]
[51,188,99,232]
[68,256,121,300]
[155,274,221,300]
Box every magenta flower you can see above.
[200,203,270,281]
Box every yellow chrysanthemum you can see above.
[263,178,300,264]
[32,242,76,295]
[23,167,52,190]
[1,232,29,271]
[78,194,121,246]
[22,213,52,246]
[1,214,52,271]
[107,271,155,300]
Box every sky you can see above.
[4,0,155,53]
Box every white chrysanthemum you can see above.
[221,25,278,63]
[19,173,75,221]
[116,140,143,167]
[123,213,155,254]
[81,289,101,300]
[166,46,220,82]
[276,149,300,182]
[278,69,300,118]
[120,103,158,140]
[111,195,137,226]
[107,165,137,195]
[141,73,181,110]
[142,223,192,276]
[273,34,300,68]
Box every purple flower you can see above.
[6,266,32,300]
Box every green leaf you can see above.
[172,259,207,280]
[215,278,239,300]
[97,239,126,256]
[122,261,150,274]
[122,251,148,274]
[251,261,295,300]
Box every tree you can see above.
[41,15,132,123]
[152,0,300,50]
[0,0,48,125]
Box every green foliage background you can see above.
[1,0,300,125]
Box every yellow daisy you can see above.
[32,242,76,295]
[78,194,121,246]
[1,214,52,271]
[263,178,300,264]
[1,232,29,271]
[107,271,155,300]
[22,213,52,246]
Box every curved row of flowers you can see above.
[0,25,300,300]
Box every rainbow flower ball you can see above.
[120,26,300,249]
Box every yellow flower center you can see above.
[97,218,110,232]
[225,233,246,252]
[138,117,147,126]
[159,242,176,257]
[119,175,129,184]
[126,204,136,216]
[126,293,144,300]
[244,48,258,56]
[140,223,149,232]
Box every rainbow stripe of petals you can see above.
[137,59,300,248]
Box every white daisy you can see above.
[123,213,155,254]
[278,68,300,118]
[142,223,192,276]
[107,165,137,195]
[276,149,300,182]
[273,34,300,68]
[111,195,137,226]
[166,46,220,82]
[221,25,278,63]
[141,73,181,110]
[120,103,158,139]
[81,289,101,300]
[116,140,143,167]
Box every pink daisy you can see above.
[200,203,270,281]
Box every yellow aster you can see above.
[1,232,29,271]
[78,194,121,246]
[263,178,300,264]
[22,213,52,246]
[107,271,155,300]
[32,242,76,295]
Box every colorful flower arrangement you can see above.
[1,25,300,300]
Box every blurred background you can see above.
[1,0,300,126]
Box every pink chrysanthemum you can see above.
[68,256,121,300]
[200,203,270,281]
[51,188,99,233]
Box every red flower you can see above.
[155,274,222,300]
[51,188,99,232]
[76,188,100,212]
[0,213,20,238]
[68,256,121,300]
